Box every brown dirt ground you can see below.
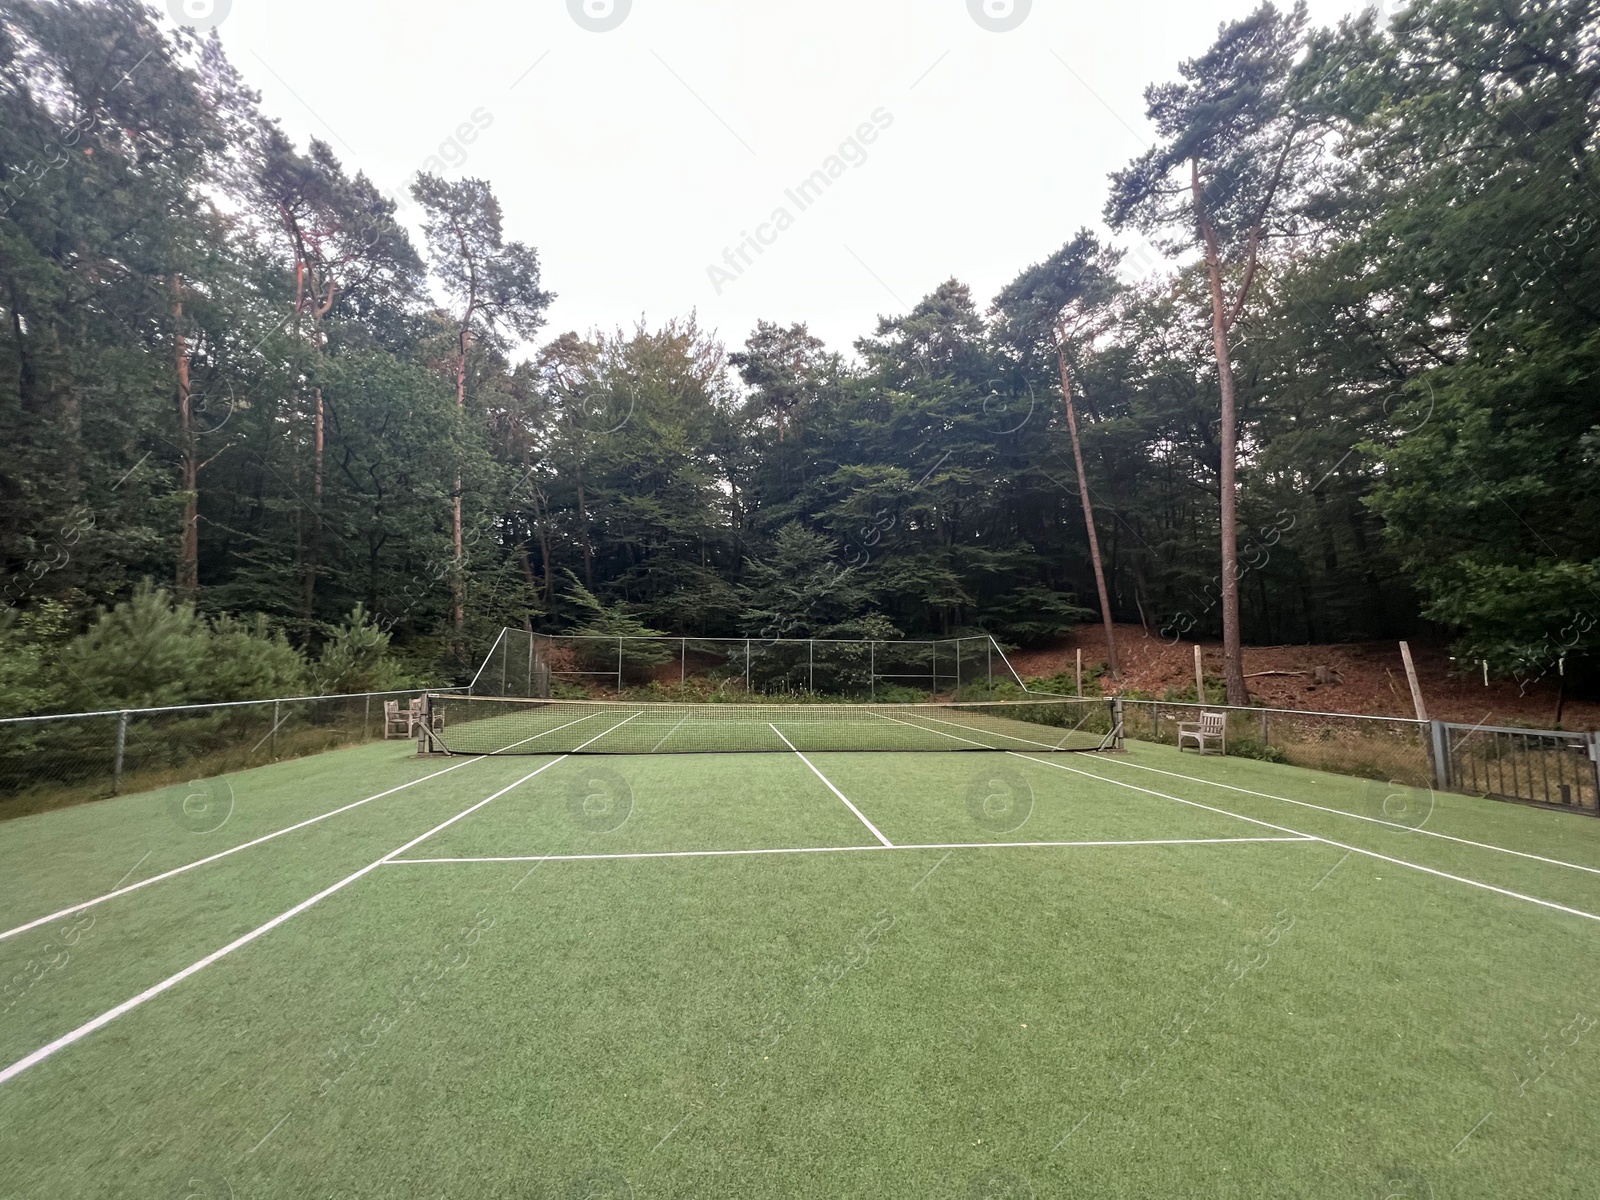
[1008,624,1599,732]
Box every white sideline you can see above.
[382,836,1317,865]
[1012,753,1600,925]
[768,724,893,847]
[1083,754,1600,878]
[0,756,570,1088]
[0,711,605,946]
[897,709,1600,882]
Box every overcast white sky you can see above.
[194,0,1377,359]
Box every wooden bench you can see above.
[1177,710,1227,755]
[382,699,411,739]
[384,698,442,740]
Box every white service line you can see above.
[887,709,1600,881]
[1082,754,1600,878]
[567,710,644,754]
[871,708,1001,748]
[1012,753,1600,925]
[907,708,1070,751]
[0,712,605,946]
[382,835,1316,866]
[768,724,893,847]
[0,756,570,1088]
[650,710,692,753]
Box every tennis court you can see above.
[2,701,1599,1197]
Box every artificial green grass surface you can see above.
[2,735,1599,1197]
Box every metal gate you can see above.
[1435,721,1600,813]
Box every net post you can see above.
[1430,719,1449,791]
[113,710,127,795]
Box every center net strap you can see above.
[425,695,1121,755]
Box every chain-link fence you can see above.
[0,687,458,817]
[1119,699,1432,788]
[473,632,1007,699]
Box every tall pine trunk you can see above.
[173,276,199,599]
[1054,336,1119,680]
[304,385,323,618]
[453,332,469,648]
[1196,163,1249,706]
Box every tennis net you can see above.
[421,694,1122,755]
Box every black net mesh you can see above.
[427,694,1122,755]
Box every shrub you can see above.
[309,605,415,695]
[55,583,306,711]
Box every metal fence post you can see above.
[987,640,992,688]
[1112,697,1124,750]
[681,638,686,687]
[1589,732,1600,812]
[1260,708,1269,747]
[617,636,624,694]
[500,635,508,694]
[272,700,280,757]
[113,710,128,795]
[809,639,814,694]
[745,639,751,692]
[364,694,371,741]
[870,641,876,700]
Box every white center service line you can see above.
[650,710,692,753]
[0,757,574,1088]
[0,711,604,946]
[768,723,894,847]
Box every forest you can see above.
[1,0,1597,715]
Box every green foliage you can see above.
[54,583,306,711]
[1226,737,1290,764]
[0,603,72,716]
[308,605,417,695]
[4,0,1597,706]
[740,524,898,640]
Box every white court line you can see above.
[901,710,1600,882]
[382,836,1316,865]
[0,711,605,946]
[1079,754,1600,879]
[871,708,1006,748]
[1012,753,1600,925]
[768,724,893,847]
[0,756,570,1088]
[903,709,1071,751]
[650,710,692,753]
